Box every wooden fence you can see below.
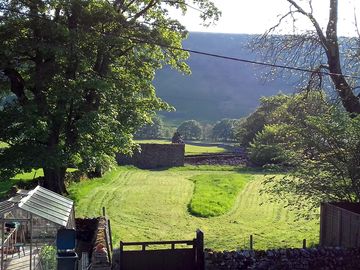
[320,202,360,248]
[118,230,204,270]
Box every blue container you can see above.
[56,229,76,251]
[56,229,78,270]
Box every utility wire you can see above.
[1,6,360,80]
[124,36,360,80]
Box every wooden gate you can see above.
[118,230,204,270]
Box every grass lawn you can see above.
[189,174,250,217]
[69,166,319,250]
[135,139,228,155]
[0,168,77,198]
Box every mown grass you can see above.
[69,165,319,250]
[135,139,228,155]
[185,144,227,155]
[189,174,250,217]
[0,168,77,199]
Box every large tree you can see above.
[236,94,289,146]
[0,0,219,193]
[135,116,164,139]
[261,103,360,213]
[254,0,360,115]
[211,118,237,142]
[177,120,202,140]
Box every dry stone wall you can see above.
[116,143,185,169]
[205,247,360,270]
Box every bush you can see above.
[39,245,56,270]
[249,125,287,166]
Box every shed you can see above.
[320,202,360,248]
[0,186,75,269]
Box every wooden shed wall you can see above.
[320,203,360,248]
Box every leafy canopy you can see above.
[177,119,202,140]
[0,0,219,192]
[248,92,360,213]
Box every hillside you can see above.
[153,33,296,122]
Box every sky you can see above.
[170,0,360,37]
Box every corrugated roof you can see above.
[0,200,16,215]
[18,186,73,227]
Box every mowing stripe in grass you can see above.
[188,174,250,217]
[68,166,319,250]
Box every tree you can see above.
[177,120,202,140]
[0,0,219,193]
[254,0,360,115]
[249,124,287,166]
[211,119,237,142]
[171,131,184,144]
[249,91,328,166]
[235,94,289,146]
[246,91,360,212]
[135,116,164,139]
[262,107,360,213]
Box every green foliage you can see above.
[212,119,238,142]
[177,120,202,140]
[68,166,319,250]
[172,131,184,143]
[0,142,8,149]
[265,109,360,211]
[188,173,250,217]
[254,92,360,212]
[236,94,290,146]
[247,91,328,166]
[39,245,56,270]
[135,116,164,139]
[0,0,219,192]
[249,124,287,166]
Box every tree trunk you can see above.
[42,167,68,194]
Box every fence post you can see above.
[196,229,204,270]
[302,239,306,249]
[119,241,123,270]
[250,235,253,250]
[102,206,106,217]
[108,219,114,252]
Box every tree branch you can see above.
[286,0,328,50]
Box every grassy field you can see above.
[0,168,77,198]
[69,166,319,250]
[189,174,250,217]
[135,139,228,155]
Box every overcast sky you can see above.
[170,0,360,36]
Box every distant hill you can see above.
[153,33,297,123]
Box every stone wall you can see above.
[205,247,360,270]
[116,143,185,169]
[75,217,112,270]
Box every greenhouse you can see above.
[0,186,75,270]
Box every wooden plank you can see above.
[121,240,194,246]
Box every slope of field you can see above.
[189,173,250,217]
[69,166,319,250]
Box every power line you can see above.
[1,6,360,80]
[125,36,360,80]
